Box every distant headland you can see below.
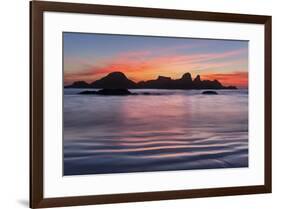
[65,71,237,90]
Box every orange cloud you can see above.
[201,72,248,88]
[64,48,248,86]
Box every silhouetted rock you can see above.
[190,75,202,89]
[96,89,132,96]
[157,76,172,81]
[202,91,218,95]
[79,89,132,95]
[138,76,174,89]
[79,89,165,96]
[65,81,91,88]
[67,71,238,90]
[200,80,222,89]
[173,72,193,89]
[96,88,132,95]
[78,90,98,95]
[91,72,137,89]
[225,85,237,89]
[181,72,192,82]
[193,75,201,83]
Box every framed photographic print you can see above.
[30,0,272,208]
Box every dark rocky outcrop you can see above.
[79,89,166,96]
[65,81,91,88]
[91,72,137,89]
[173,72,193,89]
[138,76,174,89]
[66,71,237,90]
[79,89,221,96]
[193,75,201,83]
[137,73,236,90]
[181,72,192,82]
[79,88,132,96]
[202,90,218,95]
[97,88,132,95]
[78,90,98,95]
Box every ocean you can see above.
[63,89,248,175]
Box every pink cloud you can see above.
[64,47,247,85]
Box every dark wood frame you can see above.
[30,0,272,208]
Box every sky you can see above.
[63,32,248,88]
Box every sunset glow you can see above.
[64,33,248,88]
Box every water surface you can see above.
[64,89,248,175]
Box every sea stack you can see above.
[202,90,218,95]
